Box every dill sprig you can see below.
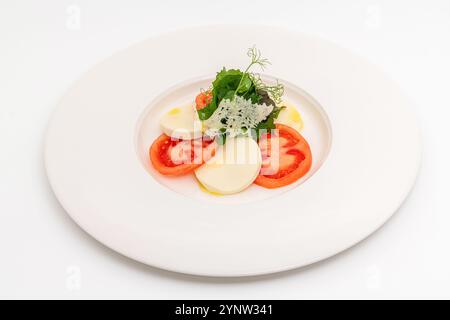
[233,47,284,105]
[234,46,271,98]
[244,46,271,72]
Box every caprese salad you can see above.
[150,47,312,195]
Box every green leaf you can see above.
[216,133,227,145]
[244,88,260,104]
[197,99,217,120]
[213,68,242,87]
[254,105,286,139]
[236,74,252,94]
[222,90,235,101]
[216,128,227,145]
[197,67,268,121]
[199,68,258,120]
[214,72,243,101]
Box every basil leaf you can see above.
[197,99,217,120]
[197,68,264,120]
[237,74,252,94]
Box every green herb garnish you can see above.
[198,47,286,140]
[254,105,286,138]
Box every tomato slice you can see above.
[195,91,212,110]
[150,134,216,176]
[254,124,312,189]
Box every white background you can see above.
[1,0,449,299]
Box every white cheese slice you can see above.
[160,104,202,140]
[195,136,262,195]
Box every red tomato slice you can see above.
[150,134,216,176]
[254,124,312,189]
[195,91,212,110]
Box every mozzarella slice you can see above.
[160,104,202,140]
[195,136,262,195]
[275,104,304,132]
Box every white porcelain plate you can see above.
[45,26,421,277]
